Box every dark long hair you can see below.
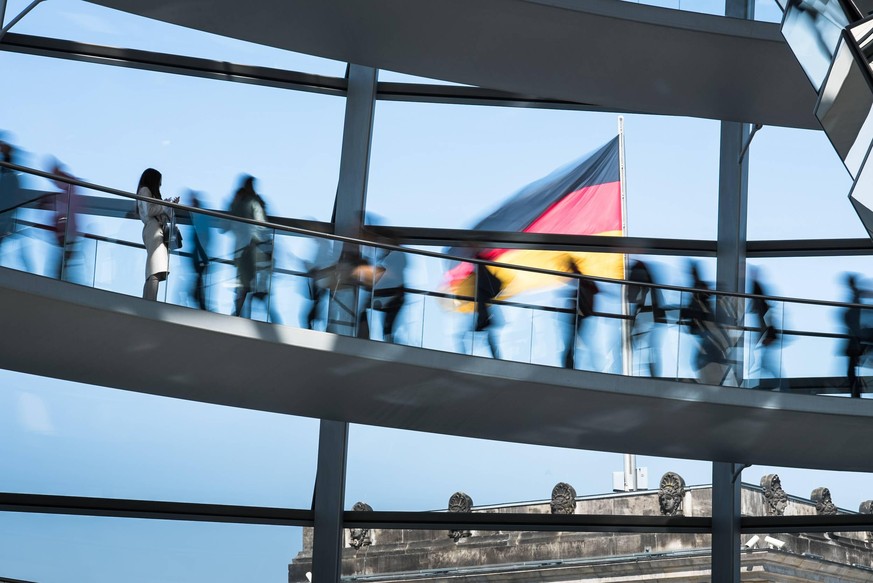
[137,168,162,199]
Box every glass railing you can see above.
[1,162,871,397]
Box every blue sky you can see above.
[3,1,873,582]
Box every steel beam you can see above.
[0,492,313,526]
[313,64,377,583]
[0,0,45,42]
[0,33,347,96]
[712,3,754,580]
[311,420,349,583]
[328,65,377,337]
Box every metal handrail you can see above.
[3,160,872,311]
[11,216,860,343]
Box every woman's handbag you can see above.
[161,214,183,250]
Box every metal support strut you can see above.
[0,0,47,42]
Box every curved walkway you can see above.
[2,265,872,472]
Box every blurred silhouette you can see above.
[748,268,781,385]
[136,168,177,301]
[44,159,82,280]
[303,236,339,330]
[682,262,734,385]
[351,245,381,339]
[625,259,665,377]
[474,261,502,358]
[0,137,22,254]
[188,190,211,310]
[561,261,599,370]
[371,239,407,343]
[842,273,873,398]
[785,0,846,81]
[228,175,279,322]
[322,242,380,337]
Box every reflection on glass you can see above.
[782,0,851,91]
[849,137,873,237]
[816,35,873,177]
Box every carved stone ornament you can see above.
[810,487,838,516]
[348,501,373,550]
[761,474,788,516]
[860,500,873,540]
[550,482,577,515]
[658,472,686,516]
[447,492,473,542]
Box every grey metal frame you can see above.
[0,0,45,42]
[0,490,872,532]
[312,64,378,582]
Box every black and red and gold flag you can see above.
[445,136,623,302]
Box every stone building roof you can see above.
[289,479,873,582]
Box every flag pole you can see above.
[618,116,637,491]
[619,116,630,373]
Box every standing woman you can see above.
[137,168,178,300]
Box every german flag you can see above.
[445,136,623,303]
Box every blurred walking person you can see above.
[303,236,339,330]
[228,175,279,322]
[474,261,502,359]
[561,260,599,370]
[842,273,872,398]
[372,240,407,343]
[188,190,211,310]
[45,159,82,280]
[682,262,732,384]
[748,268,781,386]
[0,137,22,253]
[136,168,178,301]
[625,259,664,377]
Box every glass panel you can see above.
[346,423,712,514]
[749,257,873,394]
[850,136,873,237]
[618,0,724,16]
[4,0,346,75]
[367,103,719,240]
[781,0,851,92]
[815,36,873,178]
[0,51,344,221]
[740,473,873,576]
[0,369,319,506]
[292,526,712,579]
[0,512,303,583]
[740,532,873,576]
[378,69,470,85]
[741,466,873,517]
[748,126,859,240]
[756,0,787,23]
[744,295,786,388]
